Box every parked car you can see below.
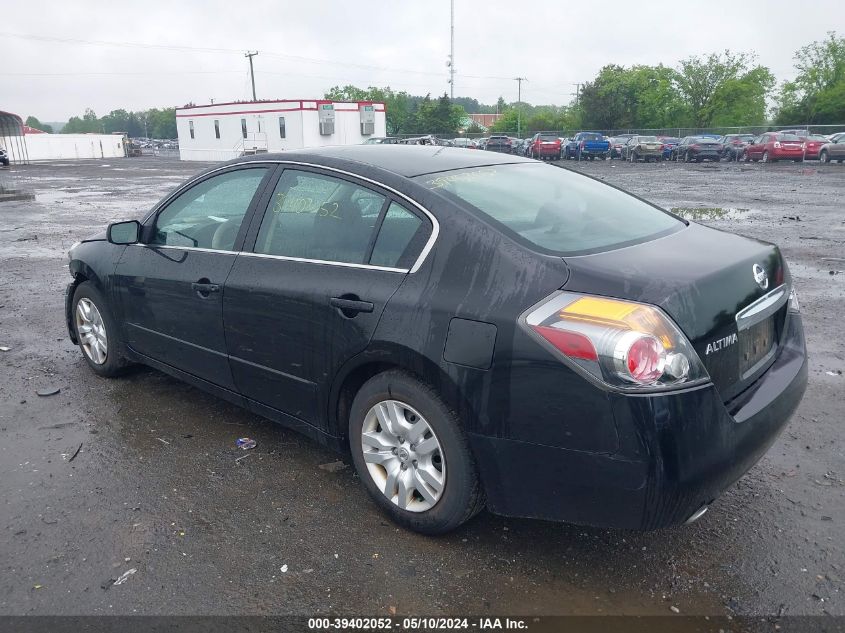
[363,137,401,145]
[657,137,681,160]
[510,138,527,155]
[672,136,723,162]
[827,132,845,144]
[565,132,610,160]
[744,133,805,163]
[486,135,513,153]
[66,145,807,534]
[0,147,9,166]
[622,135,663,162]
[608,134,636,159]
[802,134,828,160]
[528,133,562,160]
[720,134,756,161]
[452,138,478,149]
[819,137,845,163]
[476,137,489,150]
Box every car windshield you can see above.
[691,137,717,143]
[661,138,680,143]
[414,164,682,256]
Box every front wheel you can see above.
[348,371,484,535]
[819,151,829,164]
[762,151,770,163]
[71,281,129,377]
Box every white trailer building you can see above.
[175,99,387,161]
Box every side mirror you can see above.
[107,220,141,245]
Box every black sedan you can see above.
[66,146,807,534]
[673,136,724,162]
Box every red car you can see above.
[528,133,562,160]
[802,134,828,160]
[744,133,805,163]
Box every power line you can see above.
[0,31,515,83]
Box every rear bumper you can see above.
[772,149,804,159]
[471,313,807,529]
[578,147,609,155]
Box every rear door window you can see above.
[254,169,386,265]
[369,202,429,269]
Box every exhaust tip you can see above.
[684,505,709,525]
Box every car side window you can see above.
[151,167,269,250]
[369,202,430,269]
[254,169,386,265]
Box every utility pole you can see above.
[571,82,582,107]
[245,51,258,101]
[447,0,455,99]
[514,77,527,137]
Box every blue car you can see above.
[658,137,681,160]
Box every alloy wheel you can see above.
[75,298,108,364]
[360,399,446,512]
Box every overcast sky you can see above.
[3,0,844,122]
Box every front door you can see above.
[113,165,273,389]
[223,167,431,430]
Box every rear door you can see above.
[223,167,432,430]
[114,165,274,389]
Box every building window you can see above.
[278,117,286,139]
[214,120,220,139]
[241,118,247,139]
[189,120,195,139]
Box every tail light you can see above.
[522,292,709,391]
[580,141,585,149]
[691,144,700,149]
[659,144,665,150]
[774,141,782,148]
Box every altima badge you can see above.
[753,264,769,290]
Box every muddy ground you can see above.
[0,155,842,617]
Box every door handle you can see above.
[330,297,374,316]
[191,281,220,295]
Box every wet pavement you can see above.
[0,156,842,617]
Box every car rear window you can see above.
[579,133,603,140]
[538,134,558,141]
[415,163,683,256]
[638,136,658,142]
[776,134,801,141]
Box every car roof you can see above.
[219,145,530,178]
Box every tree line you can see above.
[26,32,843,139]
[26,108,177,138]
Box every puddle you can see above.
[0,186,35,203]
[669,206,751,220]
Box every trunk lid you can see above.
[561,223,789,402]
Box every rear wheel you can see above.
[348,371,484,535]
[71,282,129,377]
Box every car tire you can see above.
[71,281,129,378]
[348,370,485,535]
[684,151,691,163]
[762,151,770,163]
[819,151,829,164]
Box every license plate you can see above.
[739,317,776,376]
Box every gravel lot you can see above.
[0,155,842,617]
